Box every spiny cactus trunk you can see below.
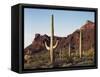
[59,49,62,61]
[45,15,58,65]
[50,14,54,63]
[68,43,71,57]
[79,29,82,58]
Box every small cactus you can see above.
[59,49,62,61]
[68,43,71,57]
[79,29,82,58]
[45,15,58,64]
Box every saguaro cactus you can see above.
[79,29,82,58]
[45,15,58,64]
[59,49,62,61]
[68,43,71,57]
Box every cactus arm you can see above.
[45,42,50,50]
[44,15,58,65]
[53,40,59,49]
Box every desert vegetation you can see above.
[24,15,95,69]
[24,47,95,69]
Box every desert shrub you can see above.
[24,47,95,69]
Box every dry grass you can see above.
[24,48,95,69]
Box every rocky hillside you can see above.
[24,20,95,55]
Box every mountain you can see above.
[24,20,95,55]
[81,20,94,30]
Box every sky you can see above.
[24,8,95,48]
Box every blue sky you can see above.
[24,8,95,48]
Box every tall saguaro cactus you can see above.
[68,43,71,57]
[45,15,58,64]
[79,29,82,58]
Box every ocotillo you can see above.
[45,15,58,64]
[79,29,82,58]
